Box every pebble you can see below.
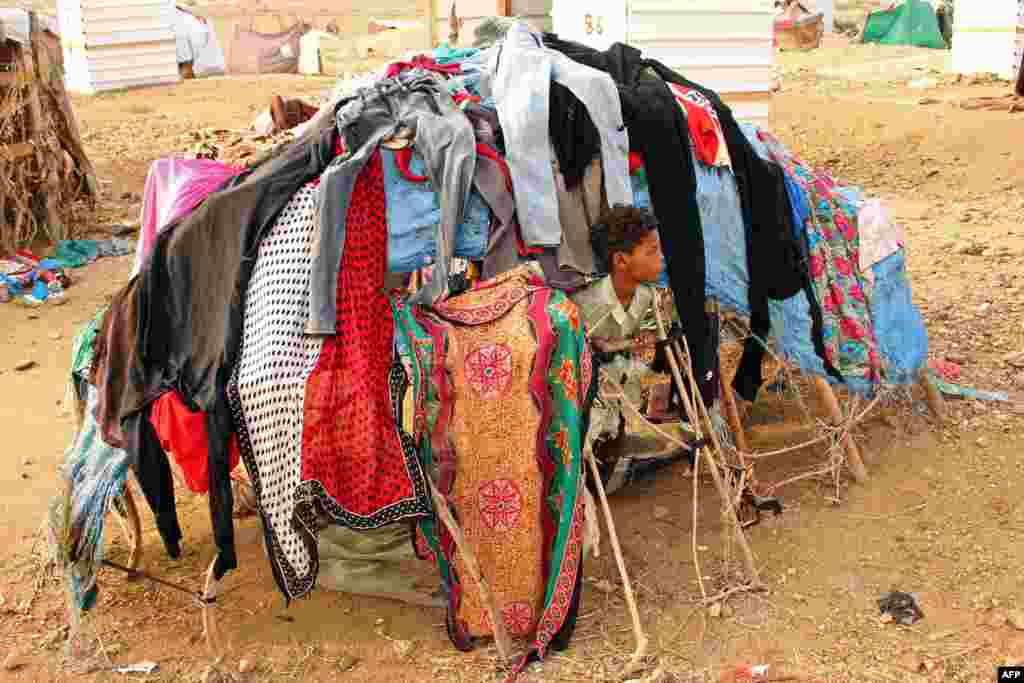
[13,360,36,372]
[393,639,415,658]
[238,658,253,674]
[337,655,357,672]
[2,650,27,670]
[594,579,615,594]
[1009,610,1024,631]
[652,506,670,520]
[49,331,62,340]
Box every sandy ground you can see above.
[1,40,1023,683]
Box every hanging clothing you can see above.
[149,390,242,494]
[397,265,589,672]
[490,22,631,249]
[380,147,491,273]
[753,129,883,384]
[666,83,731,168]
[48,384,135,612]
[300,148,430,529]
[228,183,327,600]
[134,158,243,278]
[555,156,604,278]
[549,81,603,191]
[310,71,477,333]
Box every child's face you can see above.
[615,230,664,284]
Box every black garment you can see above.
[542,35,835,401]
[123,408,182,560]
[96,117,340,582]
[549,82,602,191]
[1016,56,1024,97]
[541,34,715,405]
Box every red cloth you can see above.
[301,149,421,518]
[667,83,728,168]
[149,391,241,494]
[628,151,644,175]
[385,55,461,79]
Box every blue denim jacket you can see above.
[380,148,490,273]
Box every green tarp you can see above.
[861,0,948,49]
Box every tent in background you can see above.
[227,22,309,74]
[174,6,226,78]
[861,0,947,49]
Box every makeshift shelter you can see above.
[173,6,226,79]
[861,0,948,49]
[226,22,309,74]
[51,17,941,681]
[0,8,97,253]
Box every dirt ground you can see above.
[2,40,1023,683]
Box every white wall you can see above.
[58,0,180,94]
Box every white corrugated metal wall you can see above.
[951,0,1023,80]
[552,0,774,127]
[58,0,180,94]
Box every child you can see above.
[572,205,687,494]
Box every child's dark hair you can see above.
[589,205,659,273]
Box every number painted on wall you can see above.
[584,13,605,35]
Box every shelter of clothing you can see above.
[92,104,339,580]
[396,265,589,669]
[311,71,476,332]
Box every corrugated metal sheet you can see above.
[553,0,773,127]
[434,0,551,46]
[58,0,180,94]
[951,0,1022,80]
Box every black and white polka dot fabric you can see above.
[227,182,325,599]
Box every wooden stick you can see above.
[919,368,946,423]
[120,486,143,572]
[427,479,514,663]
[811,376,869,483]
[671,339,763,590]
[650,304,763,589]
[584,449,649,675]
[202,557,224,660]
[719,372,751,454]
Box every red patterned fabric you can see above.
[300,149,418,518]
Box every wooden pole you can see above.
[447,0,460,46]
[811,376,869,483]
[650,305,763,590]
[427,479,514,663]
[919,368,946,423]
[719,372,751,454]
[584,447,648,675]
[420,0,436,49]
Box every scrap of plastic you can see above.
[878,591,925,625]
[112,661,159,674]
